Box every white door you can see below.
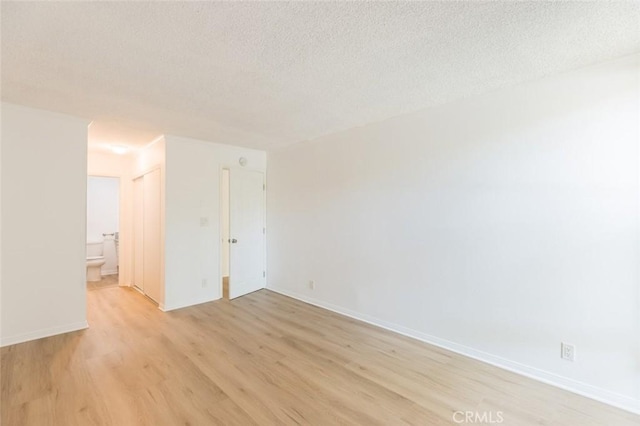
[229,169,266,299]
[133,177,144,291]
[143,169,162,303]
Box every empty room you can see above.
[1,1,639,425]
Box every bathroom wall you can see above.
[1,103,89,346]
[87,176,119,243]
[87,149,134,285]
[87,176,120,275]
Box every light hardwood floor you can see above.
[223,276,229,299]
[86,274,119,291]
[2,287,638,425]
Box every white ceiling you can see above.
[2,1,639,151]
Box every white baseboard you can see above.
[267,285,640,415]
[101,269,118,276]
[0,320,89,347]
[161,296,221,312]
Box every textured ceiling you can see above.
[2,1,639,150]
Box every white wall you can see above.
[267,55,640,412]
[0,104,3,339]
[135,136,166,178]
[1,103,89,346]
[164,135,266,311]
[87,176,120,243]
[87,150,134,285]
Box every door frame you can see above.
[219,165,267,300]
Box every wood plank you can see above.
[1,287,638,425]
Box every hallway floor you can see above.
[86,274,119,291]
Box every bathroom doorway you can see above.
[86,176,120,290]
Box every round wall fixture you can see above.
[239,157,248,167]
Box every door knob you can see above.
[231,238,238,244]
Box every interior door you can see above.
[229,168,266,299]
[143,168,162,303]
[133,176,144,291]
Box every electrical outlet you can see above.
[202,279,208,288]
[309,280,315,290]
[561,343,575,362]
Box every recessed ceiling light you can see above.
[110,144,129,155]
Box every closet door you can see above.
[143,169,162,303]
[133,176,144,291]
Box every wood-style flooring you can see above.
[86,274,119,291]
[1,286,638,425]
[222,276,229,299]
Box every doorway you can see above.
[221,167,266,299]
[86,176,120,290]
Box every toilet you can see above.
[86,241,106,282]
